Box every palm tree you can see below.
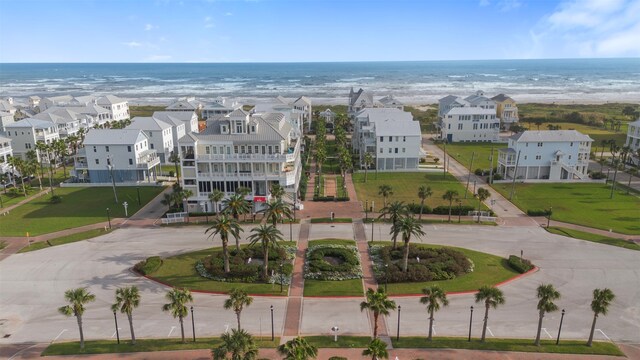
[360,288,397,338]
[315,147,327,174]
[277,336,318,360]
[206,215,243,273]
[248,224,284,279]
[417,185,432,220]
[169,151,181,184]
[362,338,389,360]
[391,216,426,272]
[35,141,54,196]
[534,284,560,346]
[58,288,96,350]
[111,286,141,345]
[264,199,293,227]
[26,150,43,190]
[223,193,250,221]
[161,288,193,344]
[420,285,449,341]
[363,152,374,182]
[270,183,285,200]
[209,189,224,216]
[475,286,505,342]
[442,190,459,223]
[587,288,615,347]
[224,288,254,331]
[378,184,393,211]
[475,187,490,223]
[9,156,28,196]
[53,139,69,178]
[212,328,258,360]
[379,201,408,249]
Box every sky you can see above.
[0,0,639,62]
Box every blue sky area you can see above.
[1,0,638,62]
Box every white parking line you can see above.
[486,326,494,337]
[8,344,40,360]
[542,328,552,339]
[596,329,611,341]
[431,325,436,335]
[167,326,175,337]
[111,328,121,338]
[52,329,67,343]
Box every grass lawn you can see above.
[304,239,364,297]
[0,186,165,236]
[372,242,519,295]
[149,242,295,296]
[129,105,167,118]
[437,142,499,171]
[392,337,623,356]
[546,226,640,251]
[18,229,113,253]
[492,182,640,235]
[42,337,279,356]
[310,217,352,223]
[304,335,372,348]
[353,172,486,210]
[0,240,7,250]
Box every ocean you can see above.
[1,59,639,105]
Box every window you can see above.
[380,148,383,153]
[275,145,279,153]
[394,148,398,154]
[107,158,111,165]
[388,148,392,153]
[234,145,239,154]
[402,148,406,153]
[473,123,478,130]
[537,142,543,147]
[93,146,97,152]
[395,136,399,142]
[403,136,406,142]
[127,145,131,152]
[570,142,573,146]
[251,126,256,133]
[524,156,527,160]
[568,155,572,160]
[389,136,392,142]
[448,124,451,129]
[150,143,154,149]
[458,124,463,130]
[236,123,243,133]
[95,159,99,164]
[129,159,133,165]
[535,155,542,160]
[380,136,383,142]
[205,146,210,155]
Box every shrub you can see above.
[589,171,607,179]
[199,246,294,283]
[527,209,552,216]
[49,195,63,204]
[492,173,503,181]
[508,255,534,273]
[407,203,431,214]
[474,168,486,176]
[134,256,163,275]
[304,244,362,280]
[432,205,475,216]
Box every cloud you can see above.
[123,41,142,48]
[225,12,233,16]
[479,0,490,6]
[525,0,640,57]
[146,55,172,61]
[144,23,157,31]
[498,0,521,12]
[204,16,215,28]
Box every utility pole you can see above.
[488,147,494,184]
[509,151,521,201]
[442,141,447,178]
[464,152,475,199]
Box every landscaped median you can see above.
[303,239,363,297]
[391,337,623,356]
[310,217,352,224]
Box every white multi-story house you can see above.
[166,97,204,112]
[153,111,199,135]
[66,104,111,127]
[126,117,174,163]
[491,94,519,130]
[0,135,13,174]
[438,91,500,142]
[377,95,404,111]
[497,130,593,181]
[96,95,129,121]
[3,118,59,160]
[251,96,311,138]
[39,95,74,110]
[34,111,80,138]
[625,118,640,153]
[352,108,423,171]
[74,129,160,183]
[348,88,375,117]
[177,109,301,214]
[0,111,14,132]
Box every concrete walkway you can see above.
[282,220,309,338]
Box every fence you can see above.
[161,212,188,224]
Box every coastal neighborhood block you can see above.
[438,91,501,142]
[4,118,60,160]
[497,130,593,181]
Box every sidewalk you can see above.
[533,217,640,242]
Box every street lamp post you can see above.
[107,164,118,203]
[106,208,112,229]
[270,305,275,341]
[331,326,339,342]
[365,199,369,222]
[123,201,129,217]
[371,217,374,243]
[547,207,553,228]
[468,306,474,342]
[556,309,565,345]
[113,310,120,344]
[396,305,401,341]
[136,186,141,205]
[279,262,284,293]
[457,200,462,223]
[384,264,389,293]
[289,218,293,242]
[190,306,196,342]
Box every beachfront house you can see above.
[176,109,301,214]
[0,111,15,132]
[352,108,423,171]
[497,130,593,181]
[33,111,80,138]
[348,88,375,117]
[0,135,13,175]
[166,97,204,113]
[438,91,500,142]
[153,111,198,135]
[491,94,519,130]
[126,116,174,163]
[3,118,60,160]
[201,98,241,120]
[625,118,640,154]
[377,95,404,111]
[74,129,160,183]
[39,94,129,123]
[96,95,129,121]
[251,96,311,138]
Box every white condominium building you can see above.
[438,90,500,142]
[625,118,640,153]
[126,117,174,163]
[3,118,60,160]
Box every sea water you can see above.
[1,58,639,104]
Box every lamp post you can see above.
[106,208,112,229]
[270,305,274,341]
[123,201,129,217]
[547,207,553,228]
[331,326,339,342]
[136,186,141,205]
[190,306,196,342]
[279,262,284,293]
[556,309,565,345]
[384,264,389,293]
[365,199,369,222]
[457,200,462,223]
[107,163,118,203]
[396,305,401,341]
[113,310,120,344]
[468,306,474,342]
[371,216,374,243]
[289,217,293,241]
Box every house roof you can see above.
[186,113,292,144]
[96,95,126,105]
[44,95,74,103]
[127,117,172,131]
[491,94,513,102]
[34,111,78,124]
[349,88,374,107]
[378,95,403,106]
[65,104,110,115]
[152,111,196,126]
[0,100,15,112]
[84,129,147,145]
[166,100,198,110]
[510,130,593,143]
[356,108,419,136]
[4,117,56,129]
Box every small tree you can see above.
[112,286,141,345]
[247,224,284,279]
[363,152,374,183]
[209,189,224,216]
[224,288,254,331]
[417,185,432,220]
[379,201,408,249]
[212,329,258,360]
[169,151,181,184]
[442,190,459,223]
[475,187,490,223]
[391,216,426,272]
[378,184,393,211]
[270,183,285,200]
[534,284,560,346]
[360,288,397,338]
[161,288,193,344]
[205,215,243,273]
[475,286,505,342]
[278,337,318,360]
[420,285,449,341]
[58,288,96,350]
[362,338,389,360]
[587,288,615,347]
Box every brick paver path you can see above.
[282,220,310,337]
[323,176,336,197]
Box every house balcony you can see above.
[136,150,161,169]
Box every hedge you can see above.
[527,209,552,217]
[432,205,476,216]
[508,255,534,273]
[313,196,350,201]
[134,256,163,275]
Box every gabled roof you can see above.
[188,114,292,144]
[44,95,74,103]
[166,100,198,110]
[4,117,56,129]
[84,129,147,145]
[491,94,513,102]
[349,88,374,107]
[65,104,110,115]
[34,111,78,124]
[152,111,196,126]
[378,95,403,106]
[510,130,593,143]
[228,108,249,117]
[127,117,172,131]
[293,96,311,105]
[0,100,15,112]
[96,95,126,105]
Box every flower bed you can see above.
[370,244,473,283]
[196,245,296,284]
[304,244,363,281]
